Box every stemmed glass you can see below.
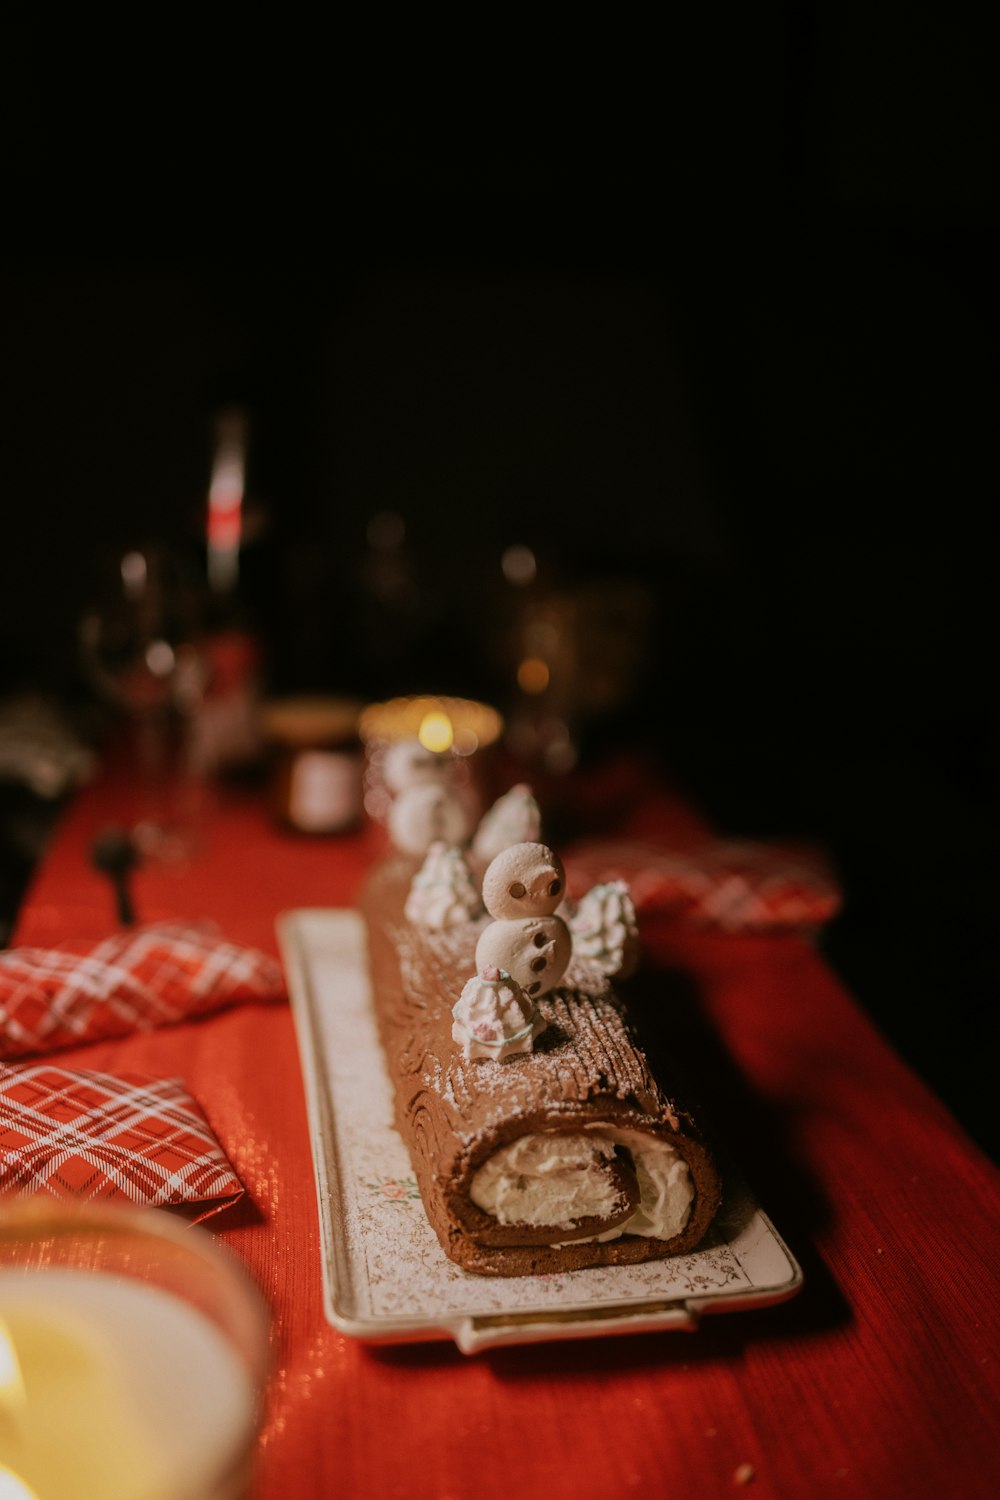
[78,542,208,864]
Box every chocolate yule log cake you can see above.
[359,776,722,1277]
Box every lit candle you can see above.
[359,695,504,825]
[359,696,503,828]
[358,695,502,757]
[417,710,454,755]
[0,1275,255,1500]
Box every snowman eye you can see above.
[532,931,546,948]
[508,882,526,899]
[530,955,547,973]
[548,879,562,897]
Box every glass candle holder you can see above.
[358,694,503,826]
[0,1198,270,1500]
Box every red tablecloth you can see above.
[9,755,1000,1500]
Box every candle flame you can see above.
[418,712,454,754]
[0,1324,29,1493]
[359,695,503,751]
[0,1318,25,1411]
[0,1467,39,1500]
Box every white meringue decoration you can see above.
[569,880,640,978]
[452,966,546,1062]
[387,783,473,856]
[382,739,454,794]
[405,841,483,928]
[475,913,571,998]
[481,842,566,920]
[472,783,542,863]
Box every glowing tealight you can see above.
[0,1466,37,1500]
[0,1318,23,1402]
[418,711,455,754]
[359,696,502,751]
[0,1271,257,1500]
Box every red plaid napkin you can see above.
[565,838,842,933]
[0,1063,244,1222]
[0,921,285,1061]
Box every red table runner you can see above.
[9,753,1000,1500]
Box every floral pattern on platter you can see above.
[367,1175,421,1205]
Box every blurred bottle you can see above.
[185,407,265,778]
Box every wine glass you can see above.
[78,542,208,864]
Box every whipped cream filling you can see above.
[469,1127,694,1241]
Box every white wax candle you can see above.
[0,1270,256,1500]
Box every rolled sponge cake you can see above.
[359,855,722,1276]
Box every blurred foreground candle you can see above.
[358,695,503,824]
[0,1201,269,1500]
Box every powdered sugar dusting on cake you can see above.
[391,916,678,1145]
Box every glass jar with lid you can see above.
[260,695,363,834]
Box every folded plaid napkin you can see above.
[0,1063,244,1222]
[0,921,285,1061]
[565,837,842,933]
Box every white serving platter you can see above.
[278,908,803,1355]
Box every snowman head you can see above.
[481,842,566,920]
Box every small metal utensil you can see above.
[90,826,139,925]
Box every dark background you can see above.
[2,10,995,1156]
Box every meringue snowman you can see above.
[475,842,572,997]
[388,781,473,857]
[382,738,454,795]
